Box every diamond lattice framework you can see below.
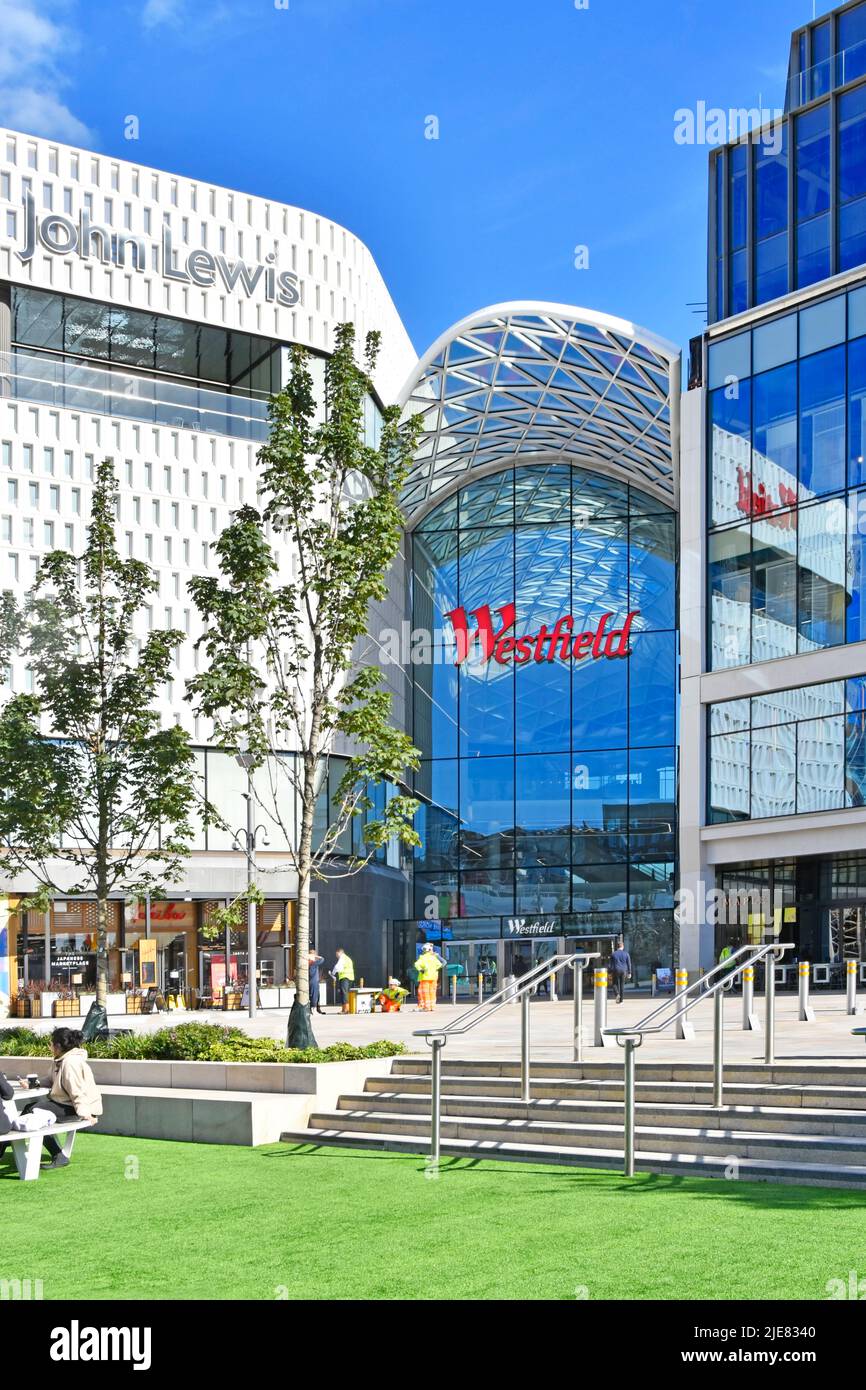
[398,302,681,522]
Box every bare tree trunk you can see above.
[286,748,319,1049]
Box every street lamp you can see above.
[233,746,269,1019]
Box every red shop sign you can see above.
[445,605,639,666]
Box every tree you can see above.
[0,458,198,1018]
[187,323,422,1048]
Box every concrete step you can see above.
[337,1090,866,1136]
[392,1057,866,1086]
[368,1072,866,1109]
[306,1106,866,1165]
[279,1125,866,1190]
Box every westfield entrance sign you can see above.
[445,604,639,665]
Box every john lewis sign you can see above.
[445,604,639,665]
[16,190,301,307]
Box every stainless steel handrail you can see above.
[414,951,599,1166]
[604,941,794,1176]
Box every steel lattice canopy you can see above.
[398,302,681,523]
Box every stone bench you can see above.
[96,1085,314,1146]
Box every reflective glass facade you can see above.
[709,674,866,822]
[707,285,866,668]
[710,2,866,323]
[410,462,677,945]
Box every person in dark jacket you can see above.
[611,938,633,1004]
[307,951,326,1015]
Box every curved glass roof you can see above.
[398,301,680,522]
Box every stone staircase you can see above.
[280,1056,866,1187]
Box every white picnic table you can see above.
[3,1084,93,1181]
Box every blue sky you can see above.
[1,0,822,366]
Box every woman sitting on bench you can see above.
[23,1028,103,1170]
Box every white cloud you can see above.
[0,0,92,142]
[141,0,185,28]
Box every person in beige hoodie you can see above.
[25,1027,102,1170]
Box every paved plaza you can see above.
[13,989,866,1067]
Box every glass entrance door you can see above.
[444,940,501,998]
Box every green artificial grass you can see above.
[3,1134,866,1300]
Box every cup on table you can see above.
[26,1074,39,1089]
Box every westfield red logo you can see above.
[444,605,639,665]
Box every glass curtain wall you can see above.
[411,462,677,954]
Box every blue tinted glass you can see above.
[413,529,458,627]
[571,515,629,627]
[629,862,675,911]
[459,471,514,527]
[798,498,847,649]
[708,524,751,669]
[729,145,748,249]
[847,711,866,806]
[753,363,798,506]
[839,3,866,85]
[514,754,571,866]
[628,746,677,857]
[800,296,846,355]
[572,654,627,750]
[571,866,628,913]
[799,346,846,497]
[839,85,866,205]
[515,867,572,914]
[572,747,628,834]
[730,249,748,314]
[628,512,675,630]
[755,233,788,305]
[514,464,571,524]
[710,379,752,527]
[797,105,831,220]
[708,332,750,390]
[797,213,831,287]
[716,261,725,322]
[629,631,676,746]
[457,527,514,756]
[849,341,866,488]
[839,196,866,273]
[459,871,514,918]
[847,490,866,641]
[414,641,459,760]
[459,757,514,868]
[810,22,832,99]
[755,129,788,239]
[752,315,797,374]
[414,760,459,869]
[715,153,724,254]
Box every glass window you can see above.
[752,363,797,508]
[839,2,866,85]
[799,346,846,497]
[459,757,514,869]
[457,528,514,757]
[798,498,847,650]
[797,716,845,811]
[710,698,750,734]
[709,730,750,823]
[797,105,831,222]
[753,316,797,375]
[707,333,750,392]
[810,21,832,99]
[729,144,748,250]
[710,379,752,527]
[514,754,571,866]
[414,760,458,871]
[570,866,627,914]
[709,523,751,668]
[800,296,846,356]
[847,489,866,642]
[729,250,748,316]
[840,195,866,274]
[755,234,788,306]
[752,508,798,660]
[797,213,831,288]
[849,340,866,488]
[839,85,866,208]
[755,129,788,240]
[751,722,796,817]
[628,631,676,747]
[628,747,676,857]
[572,748,628,862]
[846,708,866,806]
[628,512,675,630]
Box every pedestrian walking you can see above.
[611,937,632,1004]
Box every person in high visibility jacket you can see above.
[414,943,445,1012]
[330,948,355,1014]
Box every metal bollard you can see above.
[674,967,695,1041]
[764,955,776,1065]
[594,968,615,1047]
[477,973,483,1004]
[549,970,557,1003]
[521,992,531,1101]
[430,1037,442,1168]
[741,964,761,1031]
[847,959,862,1016]
[623,1036,638,1178]
[712,986,724,1109]
[798,961,815,1023]
[451,973,457,1006]
[572,962,585,1063]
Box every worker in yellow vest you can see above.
[330,947,355,1014]
[414,943,446,1012]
